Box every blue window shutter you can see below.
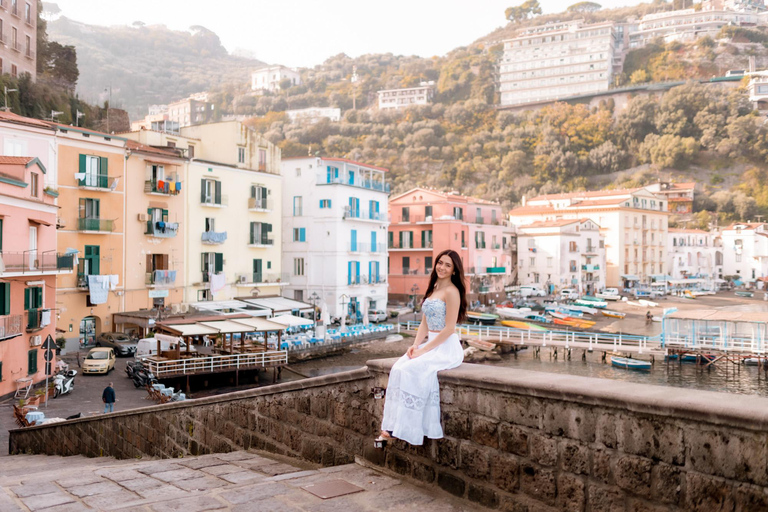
[348,261,352,285]
[301,228,306,242]
[371,231,376,250]
[319,200,323,208]
[351,230,357,251]
[356,262,360,280]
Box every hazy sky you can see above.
[48,0,638,67]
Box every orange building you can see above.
[55,126,126,349]
[388,188,515,304]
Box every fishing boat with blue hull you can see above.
[566,304,597,315]
[467,312,499,325]
[610,356,652,371]
[545,306,584,318]
[735,291,754,298]
[574,298,607,309]
[525,314,551,324]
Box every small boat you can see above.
[596,292,621,301]
[554,318,595,329]
[610,356,652,371]
[525,314,551,324]
[548,306,584,318]
[638,299,658,308]
[735,291,754,298]
[384,334,404,343]
[743,358,760,366]
[566,304,597,315]
[467,339,497,351]
[500,320,548,331]
[467,312,499,325]
[652,316,662,322]
[580,295,606,303]
[681,290,696,299]
[574,298,607,309]
[495,307,530,319]
[626,301,644,307]
[680,354,717,363]
[601,310,626,319]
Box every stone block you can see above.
[560,440,589,475]
[412,461,436,483]
[471,416,499,449]
[520,463,557,506]
[651,462,681,505]
[688,429,768,486]
[460,442,490,480]
[595,412,620,449]
[499,423,529,456]
[435,437,459,469]
[614,455,652,497]
[310,397,328,419]
[557,473,586,512]
[443,410,470,439]
[491,452,520,493]
[626,498,674,512]
[620,416,685,466]
[733,482,768,512]
[529,433,558,467]
[468,483,499,509]
[684,472,735,512]
[437,471,466,497]
[498,395,540,428]
[588,484,624,512]
[387,451,412,476]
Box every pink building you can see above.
[388,188,515,304]
[0,156,73,399]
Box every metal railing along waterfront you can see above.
[661,334,768,354]
[400,321,659,354]
[144,350,288,377]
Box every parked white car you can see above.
[367,310,387,323]
[560,289,579,300]
[519,285,546,297]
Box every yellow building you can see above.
[121,121,283,303]
[119,141,187,332]
[55,126,126,347]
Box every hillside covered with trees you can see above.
[46,0,768,225]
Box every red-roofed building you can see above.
[388,188,516,304]
[510,186,669,287]
[646,182,695,214]
[516,219,606,294]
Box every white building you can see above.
[510,187,669,288]
[516,219,606,295]
[377,83,435,110]
[281,156,389,322]
[251,66,301,92]
[499,20,625,107]
[721,222,768,283]
[628,8,760,49]
[668,229,723,280]
[285,107,341,124]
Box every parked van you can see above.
[135,337,194,360]
[519,285,546,297]
[560,289,579,300]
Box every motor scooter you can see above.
[132,366,157,388]
[53,370,77,398]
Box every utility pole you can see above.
[3,86,17,111]
[104,86,112,133]
[351,66,358,110]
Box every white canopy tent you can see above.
[270,314,313,327]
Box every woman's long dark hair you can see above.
[422,249,468,323]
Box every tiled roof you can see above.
[0,111,55,129]
[0,156,34,165]
[391,187,500,206]
[126,139,183,157]
[669,228,709,234]
[725,222,767,230]
[518,219,580,228]
[282,155,388,172]
[670,182,695,190]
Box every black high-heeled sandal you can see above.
[374,431,392,449]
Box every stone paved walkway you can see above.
[0,450,480,511]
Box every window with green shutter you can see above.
[0,360,3,381]
[0,282,9,315]
[84,245,100,275]
[28,349,37,375]
[24,287,42,311]
[214,253,223,272]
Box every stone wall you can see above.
[10,359,768,511]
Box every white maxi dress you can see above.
[380,298,464,445]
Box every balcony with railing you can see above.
[77,218,114,233]
[318,171,390,193]
[201,231,227,244]
[10,3,19,17]
[248,197,273,211]
[584,245,597,254]
[144,179,181,195]
[235,272,289,286]
[24,48,34,60]
[347,274,387,285]
[582,264,600,271]
[486,267,506,274]
[145,221,179,238]
[26,308,49,332]
[0,313,23,341]
[348,243,388,254]
[389,240,432,250]
[145,270,177,287]
[0,251,74,275]
[201,194,228,207]
[475,242,487,249]
[77,174,118,190]
[248,237,274,247]
[343,207,387,222]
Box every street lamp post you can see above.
[309,291,320,326]
[339,293,349,329]
[3,86,17,112]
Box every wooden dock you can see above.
[144,350,288,378]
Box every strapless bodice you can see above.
[422,298,446,331]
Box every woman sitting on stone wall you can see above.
[377,249,466,446]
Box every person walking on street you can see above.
[645,310,653,326]
[102,382,115,414]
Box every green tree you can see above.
[505,0,542,22]
[567,2,602,13]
